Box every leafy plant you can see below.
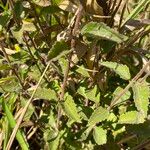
[0,0,150,149]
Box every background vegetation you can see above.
[0,0,150,149]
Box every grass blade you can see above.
[122,0,150,27]
[1,98,29,150]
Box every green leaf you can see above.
[93,126,107,145]
[77,85,100,103]
[59,57,69,75]
[101,61,131,80]
[0,76,15,84]
[88,107,109,126]
[118,111,145,124]
[112,87,131,106]
[81,22,128,43]
[107,113,117,122]
[63,93,81,122]
[11,20,36,43]
[46,130,64,150]
[132,80,149,117]
[22,20,36,32]
[0,64,10,70]
[0,10,11,31]
[77,86,87,99]
[28,87,57,101]
[86,85,100,103]
[14,0,23,20]
[0,76,21,93]
[44,129,58,141]
[48,40,69,60]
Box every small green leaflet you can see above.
[28,87,57,101]
[86,85,100,103]
[0,10,11,31]
[77,86,87,99]
[112,87,131,106]
[107,113,117,122]
[101,61,131,80]
[63,93,81,123]
[88,107,109,126]
[59,57,69,75]
[118,111,145,124]
[93,126,107,145]
[77,85,100,103]
[81,22,128,43]
[43,129,58,141]
[48,40,69,60]
[14,0,23,19]
[132,80,149,117]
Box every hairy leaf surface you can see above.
[81,22,128,43]
[93,126,107,145]
[118,111,145,124]
[101,61,131,80]
[132,80,149,117]
[88,107,109,126]
[63,94,81,122]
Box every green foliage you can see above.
[48,40,69,60]
[88,107,109,126]
[0,0,150,149]
[112,87,131,106]
[93,126,107,145]
[81,22,128,43]
[0,10,11,31]
[78,85,100,103]
[28,87,57,101]
[132,79,149,117]
[118,111,145,124]
[101,61,131,80]
[63,93,81,122]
